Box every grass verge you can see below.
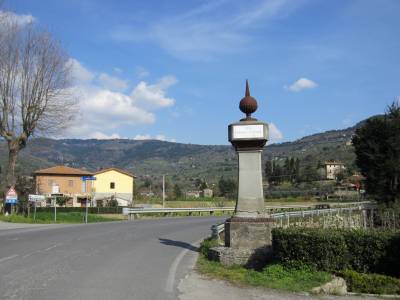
[0,212,121,224]
[196,238,332,293]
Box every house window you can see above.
[68,180,74,187]
[110,182,115,189]
[48,179,53,187]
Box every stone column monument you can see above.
[212,81,273,267]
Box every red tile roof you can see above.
[34,166,94,176]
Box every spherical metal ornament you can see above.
[239,80,258,120]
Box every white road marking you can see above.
[165,239,201,293]
[0,254,18,263]
[21,243,62,258]
[44,243,61,251]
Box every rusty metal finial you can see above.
[245,79,250,97]
[239,80,258,120]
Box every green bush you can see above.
[199,237,219,257]
[340,270,400,295]
[272,228,400,277]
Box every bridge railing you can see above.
[211,202,373,240]
[122,207,235,220]
[123,201,371,221]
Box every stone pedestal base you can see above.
[209,246,271,269]
[209,217,274,268]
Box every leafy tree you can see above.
[299,164,319,182]
[194,178,208,190]
[218,176,237,199]
[352,103,400,204]
[194,178,202,188]
[143,178,152,188]
[107,198,119,207]
[295,158,301,181]
[264,160,273,183]
[173,183,182,199]
[199,181,208,190]
[15,175,34,215]
[56,196,71,207]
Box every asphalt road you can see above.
[0,217,224,300]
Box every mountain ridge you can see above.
[0,117,371,187]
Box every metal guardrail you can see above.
[122,205,328,219]
[210,202,372,239]
[122,207,235,220]
[123,201,372,219]
[271,206,364,219]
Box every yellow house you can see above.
[92,168,136,207]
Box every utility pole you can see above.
[54,195,57,222]
[162,175,166,208]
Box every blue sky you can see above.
[4,0,400,145]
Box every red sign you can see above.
[6,187,17,197]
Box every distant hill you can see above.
[0,117,371,189]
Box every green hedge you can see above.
[339,270,400,295]
[272,228,400,277]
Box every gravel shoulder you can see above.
[178,270,380,300]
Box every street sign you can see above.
[52,184,60,194]
[28,194,46,202]
[82,176,96,181]
[5,187,18,204]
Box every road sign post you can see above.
[54,196,57,222]
[29,195,45,221]
[82,176,96,224]
[5,187,18,214]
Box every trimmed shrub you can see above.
[199,237,219,257]
[272,228,348,272]
[272,228,400,277]
[340,270,400,295]
[342,230,400,276]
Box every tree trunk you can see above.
[6,141,19,187]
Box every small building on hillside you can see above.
[34,166,93,207]
[201,188,214,198]
[186,190,201,198]
[92,168,136,207]
[325,161,346,180]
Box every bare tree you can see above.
[0,12,76,187]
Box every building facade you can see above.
[34,166,93,207]
[92,168,135,207]
[325,161,346,180]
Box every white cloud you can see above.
[268,122,283,142]
[131,76,177,110]
[98,73,129,91]
[110,0,301,60]
[0,10,35,26]
[79,88,155,125]
[90,132,121,139]
[286,78,318,92]
[63,59,177,139]
[133,134,176,142]
[67,58,95,83]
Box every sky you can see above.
[3,0,400,145]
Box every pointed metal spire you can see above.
[239,79,258,120]
[245,79,250,97]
